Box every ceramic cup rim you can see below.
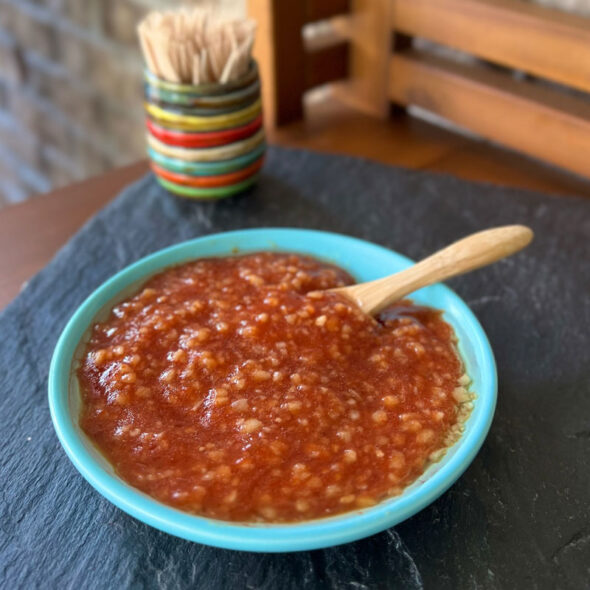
[144,78,261,108]
[143,60,258,96]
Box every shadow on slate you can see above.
[1,146,589,590]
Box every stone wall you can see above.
[0,0,243,207]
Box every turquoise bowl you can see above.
[48,228,497,552]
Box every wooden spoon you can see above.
[331,225,534,315]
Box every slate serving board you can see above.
[1,146,589,589]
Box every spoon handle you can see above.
[337,225,534,315]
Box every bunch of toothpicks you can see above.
[137,8,257,85]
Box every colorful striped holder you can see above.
[146,115,263,148]
[144,60,265,200]
[147,143,266,176]
[147,128,265,162]
[150,157,264,187]
[144,98,261,132]
[144,79,261,109]
[155,174,259,199]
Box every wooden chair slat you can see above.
[250,0,590,177]
[305,41,349,91]
[392,0,590,93]
[389,49,590,178]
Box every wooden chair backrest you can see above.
[249,0,590,178]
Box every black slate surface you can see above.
[1,146,589,589]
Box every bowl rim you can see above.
[48,228,497,552]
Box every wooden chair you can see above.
[248,0,590,178]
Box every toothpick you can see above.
[137,8,257,84]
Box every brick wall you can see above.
[0,0,244,208]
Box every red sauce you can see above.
[79,253,470,522]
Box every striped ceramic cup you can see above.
[144,61,265,200]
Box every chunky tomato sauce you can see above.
[79,253,471,522]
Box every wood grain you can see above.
[330,0,392,117]
[427,140,590,198]
[249,0,350,127]
[267,90,468,169]
[305,0,351,23]
[334,225,534,314]
[0,162,148,310]
[392,0,590,93]
[249,0,306,126]
[389,49,590,178]
[305,37,349,91]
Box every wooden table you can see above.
[1,100,589,310]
